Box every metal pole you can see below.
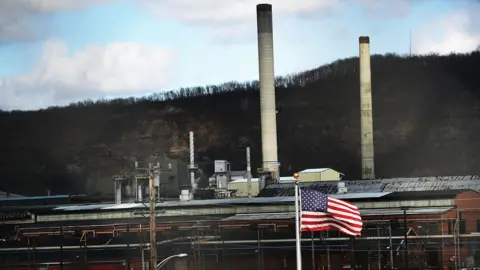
[351,237,356,270]
[83,234,88,270]
[454,208,461,270]
[294,180,302,270]
[326,230,331,270]
[126,224,130,270]
[140,225,145,270]
[377,226,381,270]
[311,231,315,270]
[246,147,252,197]
[257,228,261,270]
[60,226,63,270]
[27,237,31,270]
[403,208,409,270]
[388,223,394,270]
[149,163,157,270]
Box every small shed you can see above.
[298,168,343,182]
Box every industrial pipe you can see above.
[194,233,477,245]
[1,233,473,251]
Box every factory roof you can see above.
[299,168,330,173]
[47,189,461,214]
[49,192,395,213]
[258,175,480,197]
[16,206,454,230]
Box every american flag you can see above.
[300,189,363,236]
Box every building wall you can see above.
[228,182,259,197]
[299,169,341,182]
[440,191,480,268]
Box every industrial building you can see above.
[227,168,343,197]
[1,176,480,270]
[0,2,475,270]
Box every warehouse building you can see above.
[228,168,343,197]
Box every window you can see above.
[418,222,438,235]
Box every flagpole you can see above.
[293,173,302,270]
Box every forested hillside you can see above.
[1,52,480,196]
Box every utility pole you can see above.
[147,161,172,270]
[149,163,157,270]
[401,206,409,270]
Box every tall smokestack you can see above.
[256,3,279,186]
[359,36,375,179]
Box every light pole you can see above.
[156,253,188,270]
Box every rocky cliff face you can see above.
[1,52,480,196]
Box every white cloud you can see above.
[0,40,176,111]
[0,0,113,43]
[144,0,341,40]
[145,0,340,24]
[413,4,480,55]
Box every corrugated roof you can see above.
[258,175,480,197]
[52,192,389,212]
[379,190,470,201]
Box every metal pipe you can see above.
[388,222,394,270]
[377,226,381,270]
[189,131,196,200]
[294,181,302,270]
[350,237,356,270]
[194,233,477,245]
[126,224,130,270]
[256,3,279,181]
[60,226,63,270]
[246,147,252,197]
[359,36,375,179]
[141,224,145,270]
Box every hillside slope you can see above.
[1,52,480,196]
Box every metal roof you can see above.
[258,175,480,197]
[362,207,453,216]
[51,192,391,213]
[300,168,330,173]
[0,194,70,201]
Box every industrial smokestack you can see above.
[256,3,279,188]
[359,36,375,179]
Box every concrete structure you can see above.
[0,190,23,199]
[298,168,343,182]
[359,36,375,180]
[256,3,279,187]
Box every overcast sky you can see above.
[0,0,479,111]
